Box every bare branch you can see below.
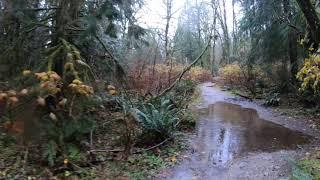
[156,36,213,98]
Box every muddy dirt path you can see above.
[156,82,319,180]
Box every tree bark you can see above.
[53,0,84,75]
[295,0,320,50]
[210,0,218,74]
[283,0,298,79]
[164,0,173,62]
[195,0,203,67]
[217,0,230,65]
[232,0,237,57]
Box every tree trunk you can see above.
[53,0,83,75]
[195,0,203,67]
[210,0,218,74]
[164,0,173,62]
[295,0,320,50]
[283,0,298,79]
[218,0,230,65]
[232,0,237,57]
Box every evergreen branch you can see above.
[94,35,127,82]
[2,8,59,13]
[272,9,303,34]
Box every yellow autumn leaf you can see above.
[0,93,8,102]
[63,159,68,164]
[170,156,177,163]
[49,112,57,121]
[64,62,74,70]
[22,70,32,76]
[8,97,19,106]
[7,90,17,97]
[72,79,82,85]
[107,85,116,90]
[19,89,28,96]
[108,89,117,95]
[37,97,46,106]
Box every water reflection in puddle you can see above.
[194,102,312,166]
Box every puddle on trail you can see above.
[192,102,312,166]
[158,88,314,180]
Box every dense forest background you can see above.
[1,0,320,179]
[1,0,320,96]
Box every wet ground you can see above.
[156,82,319,180]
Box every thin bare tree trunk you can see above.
[164,0,173,62]
[232,0,237,57]
[283,0,298,79]
[217,0,230,65]
[195,0,203,67]
[210,0,218,74]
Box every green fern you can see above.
[42,140,57,167]
[131,98,180,138]
[289,159,314,180]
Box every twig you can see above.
[89,129,93,150]
[88,148,124,153]
[94,35,128,89]
[88,137,172,154]
[2,8,58,13]
[94,35,125,73]
[22,146,29,170]
[235,92,253,100]
[156,36,213,98]
[132,137,171,154]
[69,95,76,118]
[70,161,89,173]
[272,8,303,34]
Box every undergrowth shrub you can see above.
[165,80,197,129]
[0,39,102,166]
[297,52,320,92]
[264,62,291,91]
[0,43,200,172]
[218,63,267,96]
[218,63,242,86]
[41,97,101,166]
[290,158,320,180]
[131,98,181,139]
[263,92,280,106]
[127,62,212,95]
[187,66,212,83]
[128,80,197,144]
[297,51,320,106]
[167,80,195,107]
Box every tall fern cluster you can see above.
[131,99,181,138]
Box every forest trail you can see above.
[157,82,319,180]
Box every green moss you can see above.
[298,159,320,179]
[291,159,320,180]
